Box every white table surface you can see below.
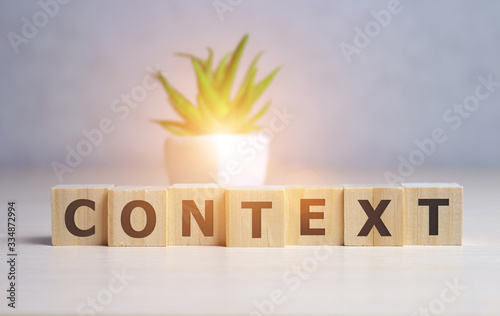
[0,166,499,316]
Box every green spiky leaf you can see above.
[237,66,280,120]
[246,101,271,125]
[154,34,279,135]
[175,52,200,60]
[214,52,232,88]
[155,72,202,126]
[233,52,262,106]
[205,47,213,73]
[219,34,248,101]
[152,120,193,135]
[192,59,225,117]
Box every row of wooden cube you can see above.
[51,183,462,247]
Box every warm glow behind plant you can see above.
[154,34,280,135]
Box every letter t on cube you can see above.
[401,183,462,245]
[226,186,285,247]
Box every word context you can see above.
[51,183,462,247]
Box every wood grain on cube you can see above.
[226,186,285,247]
[344,185,404,246]
[108,186,167,247]
[402,183,462,245]
[168,184,225,246]
[286,186,343,245]
[51,185,113,246]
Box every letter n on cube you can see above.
[168,184,226,246]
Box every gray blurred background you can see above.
[1,0,499,179]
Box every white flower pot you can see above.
[164,134,269,186]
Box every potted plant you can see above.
[154,34,280,185]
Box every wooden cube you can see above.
[344,184,404,246]
[285,186,343,245]
[226,186,285,247]
[108,186,167,247]
[51,185,113,246]
[168,184,226,246]
[401,183,462,245]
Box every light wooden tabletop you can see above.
[0,166,498,315]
